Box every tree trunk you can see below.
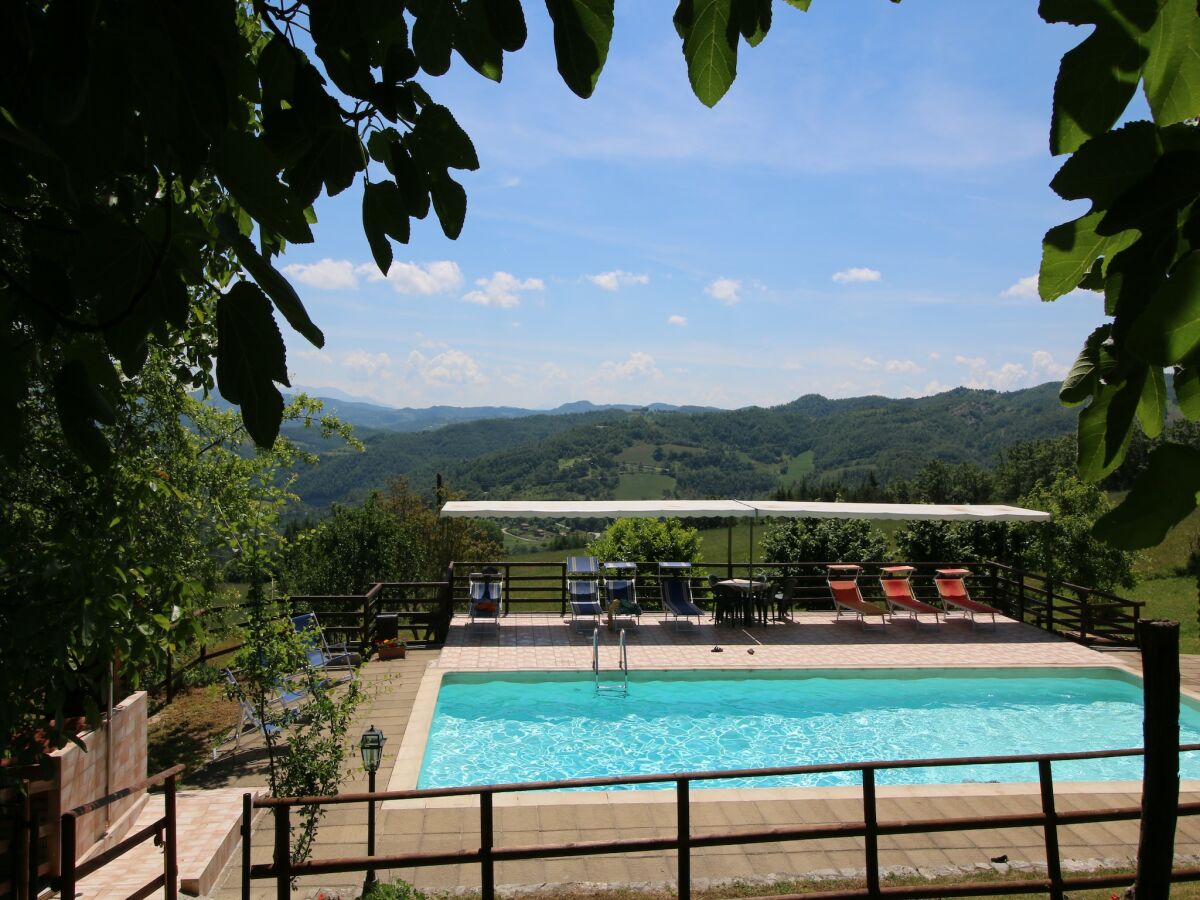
[1129,619,1180,900]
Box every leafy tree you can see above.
[231,539,365,867]
[587,518,702,565]
[894,520,1020,567]
[1027,1,1200,591]
[761,517,889,569]
[6,0,897,464]
[1018,473,1136,594]
[0,339,354,773]
[286,493,426,595]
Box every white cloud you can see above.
[463,271,545,308]
[922,379,951,395]
[598,351,662,381]
[706,278,742,305]
[293,348,333,366]
[667,314,688,326]
[359,260,463,295]
[1003,274,1040,298]
[929,351,941,361]
[500,175,522,188]
[1032,350,1068,381]
[540,362,570,384]
[832,267,882,284]
[885,359,926,375]
[408,349,486,386]
[283,258,358,290]
[342,350,392,377]
[781,359,804,371]
[588,270,650,291]
[858,356,882,370]
[954,354,1031,391]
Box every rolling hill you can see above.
[286,383,1078,515]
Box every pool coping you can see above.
[384,658,1196,810]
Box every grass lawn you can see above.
[376,865,1181,900]
[779,449,815,481]
[614,472,676,499]
[1133,505,1200,580]
[1131,575,1199,653]
[147,684,239,782]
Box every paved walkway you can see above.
[202,618,1198,899]
[437,611,1109,671]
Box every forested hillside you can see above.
[288,383,1078,515]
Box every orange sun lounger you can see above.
[934,568,999,629]
[827,564,887,631]
[879,565,941,629]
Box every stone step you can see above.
[73,787,264,899]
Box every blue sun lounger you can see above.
[292,611,358,676]
[603,561,642,628]
[468,569,504,629]
[659,561,703,631]
[566,556,604,632]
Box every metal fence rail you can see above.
[244,745,1200,900]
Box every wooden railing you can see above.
[243,745,1200,900]
[0,775,54,900]
[991,562,1144,647]
[154,580,450,702]
[447,559,1145,646]
[150,558,1146,703]
[58,765,183,900]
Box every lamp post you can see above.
[359,725,386,892]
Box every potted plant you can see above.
[374,637,407,660]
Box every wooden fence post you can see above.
[862,768,879,897]
[164,773,178,900]
[1038,760,1063,900]
[273,806,290,900]
[1132,619,1180,900]
[480,792,494,900]
[677,779,691,900]
[58,813,76,900]
[241,793,253,900]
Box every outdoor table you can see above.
[716,579,769,626]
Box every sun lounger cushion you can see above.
[880,579,941,615]
[829,581,887,617]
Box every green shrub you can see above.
[586,518,702,564]
[761,518,889,570]
[362,880,428,900]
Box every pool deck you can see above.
[207,616,1200,899]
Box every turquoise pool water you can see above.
[416,668,1200,790]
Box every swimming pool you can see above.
[416,667,1200,790]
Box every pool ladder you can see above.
[592,627,628,695]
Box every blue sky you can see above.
[280,2,1113,410]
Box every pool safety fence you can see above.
[244,745,1200,900]
[147,559,1145,704]
[446,559,1144,647]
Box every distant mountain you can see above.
[284,393,720,433]
[286,382,1079,515]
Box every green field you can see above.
[614,472,676,499]
[616,442,700,465]
[779,450,815,481]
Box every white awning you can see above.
[744,501,1051,522]
[440,499,1050,522]
[439,500,756,519]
